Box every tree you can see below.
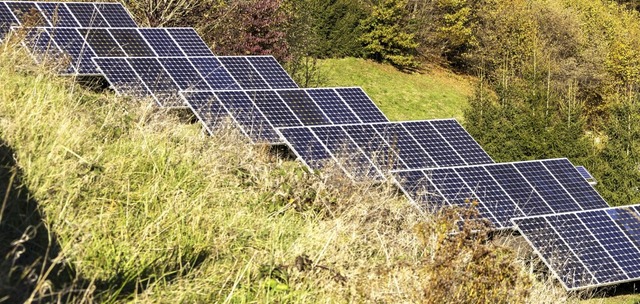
[359,0,419,69]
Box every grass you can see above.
[318,57,475,121]
[0,40,586,303]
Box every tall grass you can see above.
[0,39,568,303]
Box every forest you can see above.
[123,0,640,205]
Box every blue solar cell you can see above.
[279,128,332,170]
[166,28,213,56]
[218,56,269,90]
[402,121,466,167]
[542,159,608,210]
[0,3,16,40]
[95,3,138,27]
[181,91,229,134]
[373,123,437,170]
[6,2,49,27]
[576,166,595,180]
[109,28,155,57]
[245,90,301,127]
[312,126,382,180]
[214,91,279,143]
[93,57,149,97]
[306,89,360,124]
[277,90,331,125]
[65,3,108,27]
[430,120,494,165]
[343,124,406,171]
[159,57,210,90]
[246,56,297,89]
[127,57,182,107]
[393,170,446,208]
[456,166,523,228]
[484,164,552,216]
[335,88,387,123]
[47,27,98,74]
[23,27,58,56]
[37,2,78,27]
[189,57,240,90]
[78,28,125,57]
[513,161,582,213]
[138,28,184,57]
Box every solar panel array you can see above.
[181,88,388,144]
[0,2,136,40]
[8,1,638,293]
[276,119,492,180]
[513,205,640,290]
[393,158,609,229]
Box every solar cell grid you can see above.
[277,128,332,169]
[127,57,182,107]
[36,3,78,27]
[138,28,183,57]
[189,57,240,90]
[109,28,154,57]
[343,124,406,171]
[484,164,552,216]
[306,89,360,125]
[277,90,331,125]
[47,27,98,74]
[65,3,108,27]
[430,120,494,165]
[95,3,138,27]
[402,121,466,167]
[542,159,608,210]
[159,57,210,90]
[21,26,66,67]
[373,123,438,169]
[213,91,279,143]
[93,57,149,97]
[181,91,230,134]
[393,170,447,208]
[166,28,213,57]
[513,161,582,213]
[245,90,301,127]
[218,56,270,90]
[245,56,298,89]
[335,88,387,123]
[78,28,125,57]
[6,2,49,27]
[0,3,15,40]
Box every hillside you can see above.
[318,58,474,121]
[0,41,568,302]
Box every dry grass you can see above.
[0,37,572,303]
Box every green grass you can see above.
[318,57,475,121]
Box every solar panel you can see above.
[127,57,183,107]
[429,120,494,165]
[138,28,184,57]
[334,88,388,123]
[109,28,155,57]
[65,3,108,27]
[36,2,78,27]
[188,57,241,90]
[95,3,137,27]
[6,2,49,27]
[306,88,360,124]
[180,91,230,134]
[402,121,467,167]
[392,159,610,229]
[277,127,332,169]
[245,90,301,127]
[513,205,640,291]
[245,56,298,89]
[21,26,65,66]
[212,91,279,143]
[165,28,213,57]
[576,166,594,180]
[372,123,437,169]
[0,3,16,40]
[93,57,150,97]
[218,56,270,89]
[78,28,125,57]
[47,27,98,74]
[158,57,210,90]
[343,124,406,171]
[277,90,331,125]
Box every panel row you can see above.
[0,2,136,40]
[513,205,640,290]
[182,88,389,144]
[18,27,211,75]
[393,159,609,229]
[277,120,493,181]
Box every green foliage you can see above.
[359,0,419,69]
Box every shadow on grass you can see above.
[0,139,80,303]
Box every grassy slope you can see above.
[318,57,474,121]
